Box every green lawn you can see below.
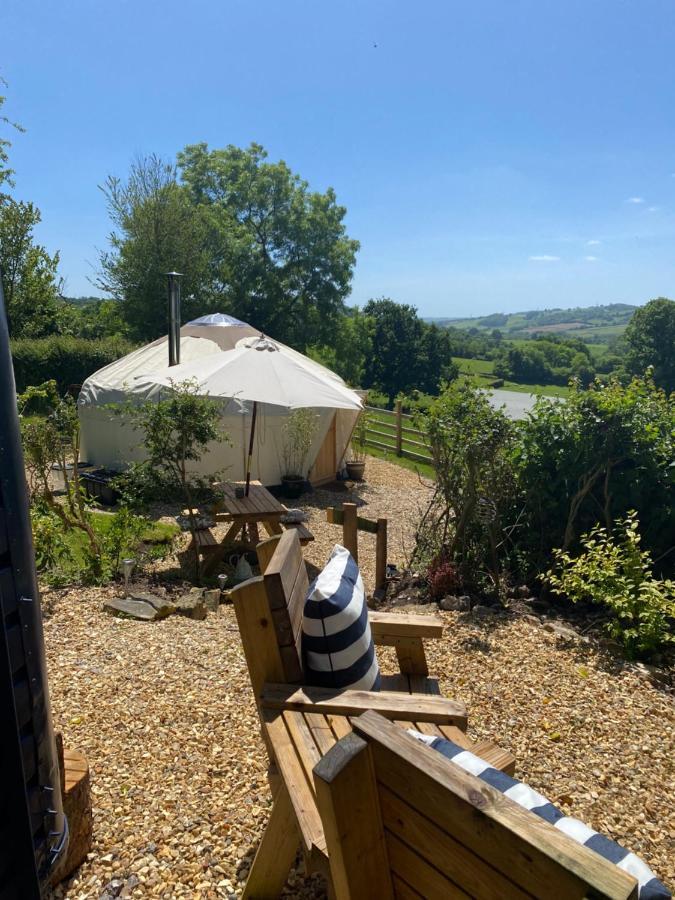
[364,446,435,481]
[63,511,178,567]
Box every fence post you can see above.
[395,400,402,456]
[375,518,387,593]
[342,503,359,563]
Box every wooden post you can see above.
[342,502,358,563]
[395,400,402,456]
[375,518,387,593]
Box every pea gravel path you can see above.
[45,458,673,898]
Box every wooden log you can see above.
[342,503,358,563]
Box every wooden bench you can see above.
[311,710,640,899]
[281,521,315,545]
[191,527,218,555]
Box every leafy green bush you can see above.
[543,513,675,659]
[31,506,71,580]
[11,335,135,392]
[364,388,389,409]
[514,375,675,576]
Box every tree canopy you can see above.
[624,297,675,394]
[0,199,64,338]
[362,298,458,400]
[98,144,360,345]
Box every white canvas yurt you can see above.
[78,314,362,486]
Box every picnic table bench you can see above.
[191,481,314,574]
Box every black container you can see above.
[81,469,119,506]
[0,282,68,896]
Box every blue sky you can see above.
[3,0,675,317]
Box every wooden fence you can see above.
[364,401,433,466]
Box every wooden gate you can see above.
[309,415,336,485]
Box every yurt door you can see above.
[309,415,336,486]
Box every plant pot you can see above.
[281,476,305,499]
[346,461,366,481]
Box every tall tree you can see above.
[0,78,24,202]
[362,298,426,399]
[97,154,211,340]
[625,297,675,394]
[176,143,359,347]
[0,199,63,337]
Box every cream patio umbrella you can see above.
[135,336,363,494]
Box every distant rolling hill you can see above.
[427,303,636,343]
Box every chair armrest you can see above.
[369,612,444,642]
[260,683,467,728]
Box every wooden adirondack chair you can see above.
[230,530,516,897]
[241,528,453,697]
[313,710,640,900]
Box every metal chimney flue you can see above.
[166,271,183,366]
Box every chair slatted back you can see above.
[231,530,307,701]
[314,711,638,900]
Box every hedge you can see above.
[10,335,136,393]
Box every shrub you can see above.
[514,375,675,576]
[123,380,227,581]
[32,506,71,578]
[543,513,675,659]
[364,388,389,409]
[427,554,460,600]
[10,334,135,392]
[413,382,519,597]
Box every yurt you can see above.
[78,314,362,486]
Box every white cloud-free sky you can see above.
[3,0,675,317]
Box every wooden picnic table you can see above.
[202,481,286,574]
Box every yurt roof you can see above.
[78,314,345,406]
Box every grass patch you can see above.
[452,356,495,375]
[62,511,179,567]
[365,448,435,481]
[499,381,571,398]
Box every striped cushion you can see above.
[409,731,670,900]
[302,544,380,691]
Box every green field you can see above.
[452,357,571,397]
[431,303,634,347]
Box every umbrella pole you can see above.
[245,401,258,496]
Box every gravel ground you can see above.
[44,458,673,898]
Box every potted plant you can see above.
[280,409,318,498]
[346,410,368,481]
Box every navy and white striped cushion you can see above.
[302,544,380,691]
[409,731,670,900]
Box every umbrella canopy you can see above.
[134,337,363,411]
